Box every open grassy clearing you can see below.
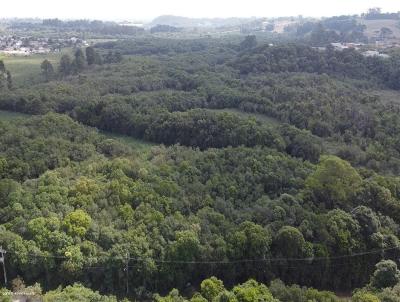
[0,48,71,87]
[0,110,30,121]
[371,89,400,105]
[208,108,281,126]
[100,130,155,152]
[359,18,400,40]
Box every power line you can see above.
[127,246,399,264]
[1,245,396,294]
[5,246,399,265]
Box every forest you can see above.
[0,27,400,302]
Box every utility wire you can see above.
[7,246,397,265]
[127,246,399,264]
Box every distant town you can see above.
[0,8,399,58]
[0,36,89,56]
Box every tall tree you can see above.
[0,60,5,73]
[59,54,72,77]
[0,60,11,90]
[73,48,86,73]
[0,70,5,91]
[272,226,312,259]
[85,46,96,66]
[6,71,12,90]
[240,35,257,50]
[41,59,55,82]
[200,277,225,301]
[94,52,103,65]
[370,260,400,289]
[305,156,362,209]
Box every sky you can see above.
[2,0,400,21]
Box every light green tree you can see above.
[43,283,117,302]
[230,221,271,259]
[155,289,188,302]
[63,210,92,237]
[305,155,362,208]
[200,277,225,301]
[233,280,278,302]
[352,290,380,302]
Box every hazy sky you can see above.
[2,0,400,21]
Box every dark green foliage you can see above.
[95,37,216,55]
[294,17,367,44]
[0,61,5,73]
[143,109,284,150]
[1,114,399,298]
[18,18,144,36]
[0,60,12,91]
[305,155,362,209]
[1,35,400,301]
[150,24,182,34]
[0,113,131,180]
[272,226,312,258]
[4,42,400,171]
[233,43,400,90]
[156,277,345,302]
[86,47,96,66]
[41,59,55,82]
[85,47,104,66]
[269,279,339,302]
[73,48,86,73]
[59,54,72,77]
[6,71,12,90]
[370,260,400,289]
[240,35,257,50]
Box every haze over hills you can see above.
[2,0,400,20]
[146,11,400,44]
[148,15,259,28]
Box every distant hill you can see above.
[148,15,257,28]
[359,18,400,41]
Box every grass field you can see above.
[0,49,71,87]
[359,19,400,40]
[101,130,155,152]
[0,110,30,121]
[209,108,281,126]
[370,90,400,105]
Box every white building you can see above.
[362,50,390,58]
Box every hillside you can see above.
[360,18,400,41]
[149,15,257,28]
[1,21,400,302]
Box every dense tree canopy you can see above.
[0,31,400,301]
